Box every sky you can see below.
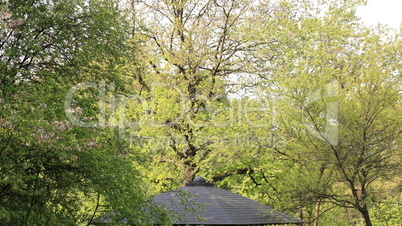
[356,0,402,30]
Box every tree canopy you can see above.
[1,0,401,225]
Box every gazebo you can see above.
[153,176,302,225]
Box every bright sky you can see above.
[356,0,402,29]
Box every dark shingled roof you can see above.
[153,177,302,225]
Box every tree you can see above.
[0,0,165,224]
[243,0,402,225]
[124,0,265,190]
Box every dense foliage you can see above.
[1,0,401,225]
[0,0,167,224]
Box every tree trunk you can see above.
[359,206,373,226]
[297,202,303,223]
[313,199,321,226]
[182,164,195,185]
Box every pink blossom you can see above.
[65,108,75,114]
[87,142,96,146]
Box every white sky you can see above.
[356,0,402,29]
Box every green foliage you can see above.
[371,201,402,225]
[121,1,401,224]
[0,0,166,225]
[2,0,400,225]
[239,0,402,225]
[122,0,258,192]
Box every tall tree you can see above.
[243,0,402,225]
[125,0,263,189]
[0,0,165,224]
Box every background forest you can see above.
[0,0,401,225]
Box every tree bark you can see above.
[359,206,373,226]
[313,199,321,226]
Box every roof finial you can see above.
[185,176,214,187]
[193,176,206,184]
